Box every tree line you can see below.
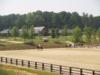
[0,10,100,31]
[72,26,100,45]
[10,25,100,45]
[0,10,100,45]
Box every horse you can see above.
[37,44,43,50]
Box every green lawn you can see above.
[0,35,74,50]
[0,69,16,75]
[0,65,58,75]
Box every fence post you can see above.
[92,71,95,75]
[59,66,62,75]
[21,60,24,66]
[28,61,30,68]
[80,69,83,75]
[35,62,37,69]
[50,64,53,72]
[16,59,18,65]
[42,63,44,70]
[0,57,3,62]
[5,57,7,63]
[10,58,13,64]
[69,67,72,75]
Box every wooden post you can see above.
[42,63,44,70]
[92,71,95,75]
[59,66,62,75]
[69,67,72,75]
[10,58,13,64]
[35,62,37,69]
[28,61,30,68]
[22,60,24,66]
[80,69,83,75]
[50,64,53,72]
[0,57,3,62]
[16,59,18,65]
[5,57,7,63]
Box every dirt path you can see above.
[0,48,100,70]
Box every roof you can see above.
[0,26,45,35]
[34,26,45,33]
[0,29,10,34]
[49,29,73,33]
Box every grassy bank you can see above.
[0,64,58,75]
[0,69,15,75]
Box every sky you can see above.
[0,0,100,16]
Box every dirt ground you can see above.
[0,48,100,71]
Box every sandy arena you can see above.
[0,48,100,71]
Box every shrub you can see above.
[24,39,35,46]
[54,40,62,44]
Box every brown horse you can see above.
[37,44,43,49]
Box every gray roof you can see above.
[0,26,45,34]
[34,26,45,33]
[0,29,10,34]
[0,27,72,34]
[49,29,73,33]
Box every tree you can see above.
[96,28,100,43]
[55,28,59,37]
[10,26,19,38]
[51,28,56,38]
[43,11,52,28]
[28,25,34,39]
[70,12,82,28]
[25,13,34,26]
[20,26,29,40]
[0,11,100,33]
[20,25,35,44]
[62,25,67,36]
[52,13,62,28]
[82,13,89,27]
[83,26,92,44]
[91,29,97,44]
[73,26,82,43]
[88,15,94,28]
[59,11,71,28]
[33,11,45,26]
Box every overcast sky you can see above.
[0,0,100,16]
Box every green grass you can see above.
[34,36,68,44]
[22,69,58,75]
[0,35,74,50]
[0,64,58,75]
[0,69,16,75]
[0,36,72,44]
[0,65,16,75]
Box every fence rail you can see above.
[0,56,100,75]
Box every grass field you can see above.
[0,48,100,71]
[0,36,68,43]
[0,36,67,50]
[0,69,15,75]
[0,64,58,75]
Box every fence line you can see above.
[0,56,100,75]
